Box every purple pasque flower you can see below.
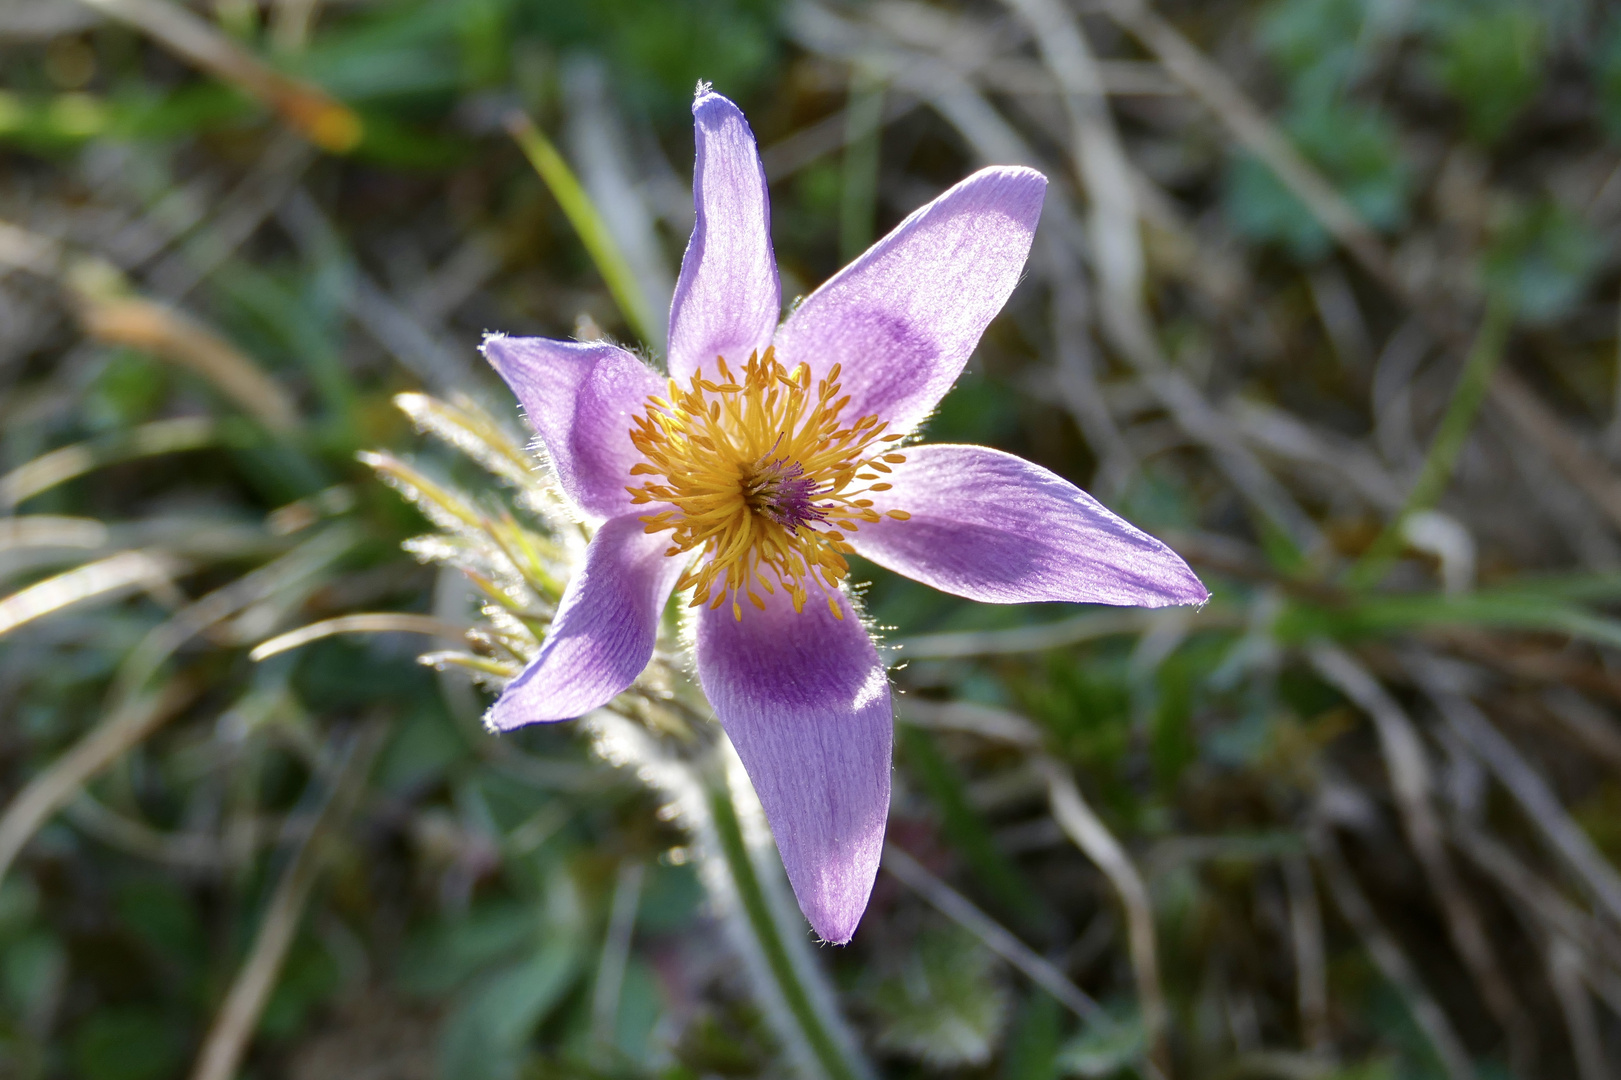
[480,88,1207,944]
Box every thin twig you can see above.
[1349,301,1511,587]
[591,859,646,1057]
[881,842,1105,1022]
[78,296,299,432]
[1310,824,1476,1080]
[0,417,218,511]
[1547,936,1608,1080]
[1418,672,1621,924]
[0,677,199,886]
[1486,370,1621,535]
[893,696,1044,747]
[71,0,360,151]
[1098,0,1391,282]
[249,613,472,661]
[188,723,384,1080]
[1309,645,1530,1062]
[0,550,186,637]
[891,608,1164,659]
[1282,855,1331,1057]
[65,793,233,870]
[1450,820,1621,978]
[147,132,315,302]
[1040,761,1171,1079]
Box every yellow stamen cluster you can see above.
[627,347,911,620]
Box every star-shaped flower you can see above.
[482,89,1206,944]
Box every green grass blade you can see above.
[1349,299,1512,588]
[506,111,659,349]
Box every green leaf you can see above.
[508,115,659,348]
[1056,1012,1143,1078]
[71,1007,184,1080]
[1277,586,1621,649]
[1483,199,1599,323]
[867,925,1010,1068]
[1,933,64,1019]
[898,726,1054,934]
[115,879,206,971]
[1427,2,1545,143]
[0,879,39,940]
[376,700,467,793]
[260,937,342,1038]
[1598,20,1621,141]
[1001,991,1062,1080]
[396,900,540,998]
[437,937,583,1080]
[1224,100,1408,259]
[1259,0,1370,102]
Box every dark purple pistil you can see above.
[742,453,825,529]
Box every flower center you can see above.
[626,347,910,620]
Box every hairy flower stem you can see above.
[584,709,871,1080]
[706,763,871,1080]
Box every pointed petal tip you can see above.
[804,896,867,946]
[793,834,883,945]
[975,163,1048,188]
[479,332,528,379]
[481,694,573,734]
[691,85,740,120]
[482,676,587,731]
[670,85,778,383]
[1148,567,1210,609]
[485,516,682,732]
[479,330,506,362]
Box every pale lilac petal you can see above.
[773,166,1046,433]
[667,91,780,384]
[486,515,683,730]
[850,444,1208,607]
[481,335,662,521]
[695,588,891,944]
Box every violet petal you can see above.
[850,444,1208,607]
[773,166,1046,433]
[481,335,662,521]
[695,587,892,944]
[485,514,683,730]
[668,91,780,384]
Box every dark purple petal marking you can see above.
[695,586,892,945]
[773,166,1047,434]
[849,444,1209,607]
[668,91,781,383]
[485,514,684,730]
[481,335,664,522]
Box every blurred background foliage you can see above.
[5,0,1621,1078]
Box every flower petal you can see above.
[668,91,780,384]
[850,444,1208,607]
[485,514,683,730]
[695,587,891,944]
[481,335,662,521]
[773,166,1046,433]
